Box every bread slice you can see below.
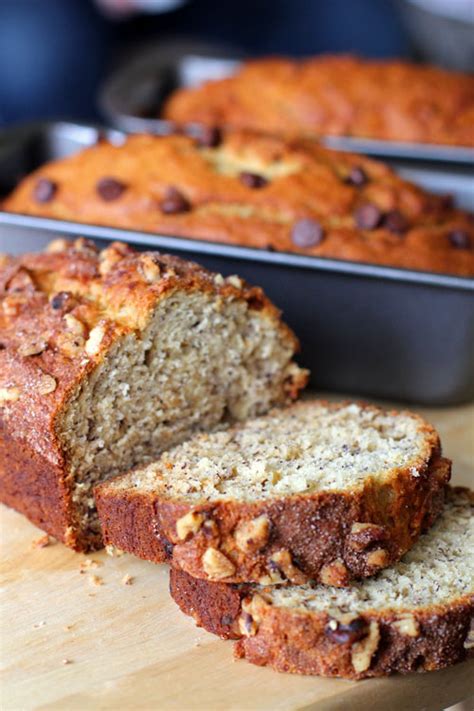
[170,487,474,679]
[0,238,306,551]
[96,400,450,585]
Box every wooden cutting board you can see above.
[2,397,473,711]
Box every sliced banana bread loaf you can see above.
[3,131,473,275]
[163,55,474,147]
[0,239,306,551]
[170,487,474,679]
[96,401,450,586]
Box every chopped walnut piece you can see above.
[351,621,380,673]
[226,275,243,289]
[366,548,389,569]
[139,255,162,283]
[392,615,419,637]
[464,619,474,650]
[202,547,236,580]
[79,558,102,573]
[348,522,387,551]
[18,339,47,357]
[268,549,308,584]
[0,387,21,404]
[74,237,98,254]
[319,559,350,587]
[37,374,57,395]
[46,238,70,253]
[121,574,134,586]
[235,515,270,554]
[85,325,105,356]
[64,314,86,336]
[176,511,205,541]
[105,545,125,557]
[238,612,258,637]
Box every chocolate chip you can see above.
[383,210,408,234]
[439,193,454,210]
[326,618,367,644]
[291,218,324,248]
[346,166,368,187]
[195,125,222,148]
[239,172,268,189]
[159,186,191,215]
[355,203,382,230]
[96,177,126,201]
[448,230,471,249]
[33,178,57,203]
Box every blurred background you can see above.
[0,0,472,127]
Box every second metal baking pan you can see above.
[1,121,473,406]
[99,44,474,166]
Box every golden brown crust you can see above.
[3,131,474,276]
[95,404,450,585]
[163,55,474,147]
[169,567,474,679]
[0,239,304,550]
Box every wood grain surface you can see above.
[1,397,473,711]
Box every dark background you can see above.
[0,0,411,126]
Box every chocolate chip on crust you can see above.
[346,166,368,187]
[96,177,126,201]
[291,218,324,248]
[448,230,471,250]
[159,186,191,215]
[240,172,268,189]
[33,178,57,203]
[195,125,222,148]
[354,203,382,230]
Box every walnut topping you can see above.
[73,238,98,254]
[0,387,21,404]
[235,515,270,553]
[99,242,133,275]
[348,522,387,551]
[139,255,161,283]
[202,547,236,580]
[320,559,350,587]
[213,273,225,286]
[238,594,266,637]
[46,238,70,253]
[392,614,419,637]
[37,374,57,395]
[366,548,389,569]
[2,295,26,317]
[176,511,204,541]
[64,314,86,336]
[85,325,105,356]
[17,338,48,357]
[268,549,308,584]
[226,275,243,289]
[351,621,380,673]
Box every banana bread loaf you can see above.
[163,55,474,147]
[3,131,473,276]
[170,487,474,679]
[0,238,306,551]
[96,400,450,586]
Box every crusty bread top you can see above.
[3,131,473,276]
[0,238,300,462]
[164,55,474,147]
[105,400,440,502]
[253,487,473,613]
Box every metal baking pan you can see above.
[1,121,473,406]
[99,45,474,166]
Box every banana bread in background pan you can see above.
[96,400,450,586]
[163,55,474,147]
[0,238,306,551]
[3,131,473,276]
[170,487,474,679]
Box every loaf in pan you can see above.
[163,55,474,147]
[3,130,474,276]
[0,239,306,550]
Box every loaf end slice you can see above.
[96,400,450,585]
[0,239,306,550]
[170,487,474,679]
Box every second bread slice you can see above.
[96,401,450,586]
